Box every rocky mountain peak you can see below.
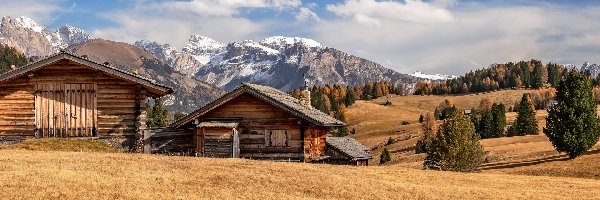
[260,36,322,51]
[55,24,93,47]
[182,35,225,65]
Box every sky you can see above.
[2,0,600,75]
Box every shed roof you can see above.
[0,51,174,97]
[197,122,240,128]
[326,137,372,160]
[172,82,345,128]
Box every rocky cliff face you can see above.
[0,16,91,58]
[138,35,417,91]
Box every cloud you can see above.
[313,2,600,75]
[295,7,320,22]
[92,0,306,47]
[0,0,65,24]
[326,0,455,26]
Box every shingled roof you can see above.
[0,51,174,97]
[172,82,345,128]
[326,137,372,160]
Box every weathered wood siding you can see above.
[150,128,195,155]
[199,93,317,160]
[0,60,149,137]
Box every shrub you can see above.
[424,110,484,172]
[545,70,600,158]
[419,114,425,123]
[380,148,391,164]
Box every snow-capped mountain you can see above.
[0,16,92,57]
[410,71,458,80]
[579,62,600,76]
[138,35,417,91]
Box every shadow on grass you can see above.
[479,149,600,171]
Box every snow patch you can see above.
[410,71,457,80]
[15,16,45,33]
[261,36,322,48]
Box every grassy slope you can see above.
[346,89,600,182]
[0,150,599,199]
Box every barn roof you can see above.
[0,51,174,97]
[172,82,345,128]
[326,137,372,160]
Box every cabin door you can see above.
[35,83,97,137]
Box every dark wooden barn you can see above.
[325,137,372,166]
[0,51,173,149]
[170,83,346,162]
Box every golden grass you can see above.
[1,139,119,153]
[0,150,599,199]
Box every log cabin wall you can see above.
[198,93,325,161]
[0,60,148,141]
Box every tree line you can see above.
[415,60,567,95]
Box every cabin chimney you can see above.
[299,74,311,108]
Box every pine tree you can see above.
[491,103,506,138]
[478,110,494,139]
[545,70,600,158]
[380,148,391,164]
[344,86,356,107]
[424,109,484,172]
[416,112,437,154]
[147,99,168,128]
[508,93,538,136]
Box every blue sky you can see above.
[3,0,600,75]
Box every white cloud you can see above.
[326,0,455,26]
[92,0,305,47]
[314,2,600,75]
[295,7,320,22]
[0,0,65,24]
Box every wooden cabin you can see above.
[171,83,345,161]
[325,137,372,166]
[0,51,173,149]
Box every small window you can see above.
[266,130,288,147]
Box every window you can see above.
[266,130,288,147]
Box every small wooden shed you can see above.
[0,51,173,148]
[325,137,372,166]
[171,83,345,161]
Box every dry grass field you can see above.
[0,149,600,199]
[346,89,600,180]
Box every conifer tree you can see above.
[531,61,544,89]
[508,93,538,136]
[344,86,356,107]
[380,148,391,164]
[147,99,168,128]
[479,110,494,139]
[545,70,600,158]
[491,103,506,138]
[424,109,484,172]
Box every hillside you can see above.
[68,39,223,112]
[0,150,598,199]
[346,90,579,165]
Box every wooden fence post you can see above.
[143,130,151,154]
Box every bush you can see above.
[545,70,600,158]
[384,100,392,106]
[419,114,425,123]
[424,110,484,172]
[380,148,391,164]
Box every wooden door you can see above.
[35,83,97,137]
